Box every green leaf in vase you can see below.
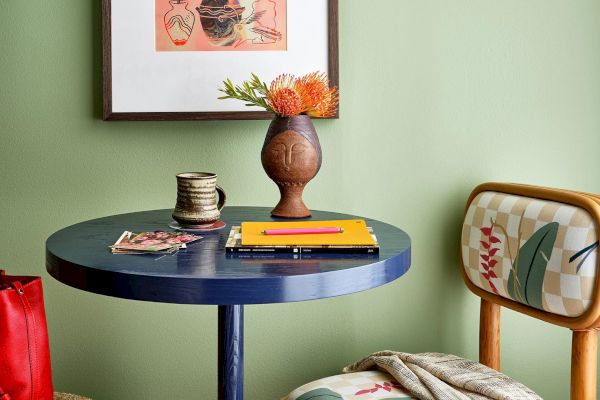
[508,222,558,309]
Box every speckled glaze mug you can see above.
[172,172,226,227]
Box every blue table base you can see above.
[218,305,244,400]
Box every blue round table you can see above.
[46,207,411,400]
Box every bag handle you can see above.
[0,385,11,400]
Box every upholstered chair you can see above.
[285,183,600,400]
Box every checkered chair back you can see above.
[285,183,600,400]
[461,182,600,329]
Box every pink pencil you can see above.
[262,227,344,235]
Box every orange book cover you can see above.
[241,220,376,246]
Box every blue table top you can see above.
[46,207,411,305]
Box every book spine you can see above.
[299,247,379,254]
[226,247,300,254]
[226,253,301,260]
[226,246,379,255]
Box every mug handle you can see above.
[216,185,226,211]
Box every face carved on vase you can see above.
[262,130,319,183]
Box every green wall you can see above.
[2,1,600,399]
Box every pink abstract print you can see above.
[156,0,287,51]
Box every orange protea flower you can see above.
[266,74,305,116]
[295,72,339,118]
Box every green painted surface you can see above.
[1,1,599,399]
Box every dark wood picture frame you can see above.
[102,0,339,121]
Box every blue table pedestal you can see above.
[218,305,244,400]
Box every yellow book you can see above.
[241,219,376,246]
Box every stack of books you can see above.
[110,231,202,254]
[225,219,379,255]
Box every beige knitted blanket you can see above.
[343,351,542,400]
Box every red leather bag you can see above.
[0,387,11,400]
[0,270,54,400]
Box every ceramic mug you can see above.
[172,172,226,227]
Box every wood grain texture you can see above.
[101,0,111,120]
[46,206,409,400]
[479,299,501,371]
[462,183,600,399]
[46,207,411,305]
[102,0,340,121]
[460,182,600,330]
[218,305,244,400]
[262,115,321,218]
[105,111,274,121]
[328,0,339,119]
[571,330,598,400]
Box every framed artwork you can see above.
[102,0,338,120]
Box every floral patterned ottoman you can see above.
[284,370,414,400]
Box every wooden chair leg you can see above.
[479,299,501,370]
[571,329,598,400]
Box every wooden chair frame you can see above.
[461,182,600,400]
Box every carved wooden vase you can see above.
[261,115,322,218]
